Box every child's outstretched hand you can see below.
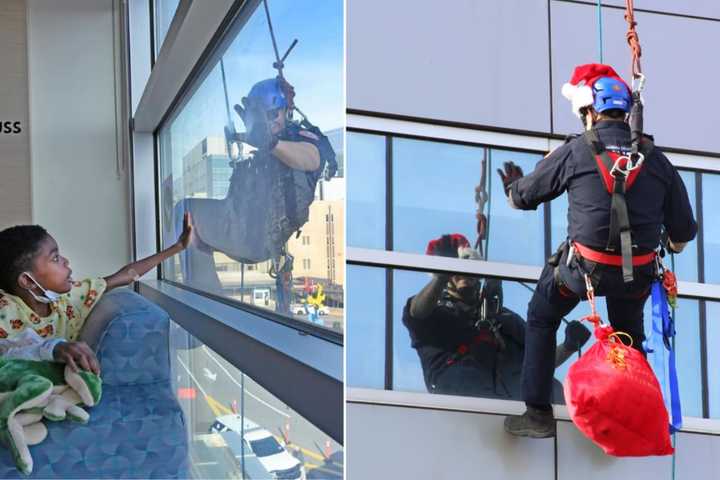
[177,212,194,250]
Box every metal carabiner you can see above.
[632,73,646,93]
[610,156,632,178]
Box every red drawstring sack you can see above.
[563,322,673,456]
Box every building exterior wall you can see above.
[347,0,720,477]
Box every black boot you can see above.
[504,406,556,438]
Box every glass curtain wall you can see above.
[347,130,718,419]
[158,0,345,332]
[171,322,343,479]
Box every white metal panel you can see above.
[133,0,233,132]
[348,0,552,132]
[347,402,556,480]
[673,431,720,478]
[348,114,552,152]
[557,420,673,479]
[347,247,720,300]
[551,2,720,152]
[591,0,720,19]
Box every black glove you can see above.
[496,161,524,196]
[233,97,279,151]
[563,320,591,352]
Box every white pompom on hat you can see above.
[458,246,481,260]
[561,63,630,117]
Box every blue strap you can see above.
[649,280,683,433]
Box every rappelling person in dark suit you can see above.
[171,77,337,304]
[402,234,591,400]
[500,64,697,438]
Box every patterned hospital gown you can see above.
[0,278,107,342]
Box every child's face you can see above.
[29,236,73,294]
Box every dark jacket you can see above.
[510,121,697,252]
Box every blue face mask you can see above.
[23,272,61,304]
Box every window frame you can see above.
[346,112,720,425]
[127,0,345,445]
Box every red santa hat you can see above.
[561,63,630,117]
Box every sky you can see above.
[162,0,344,179]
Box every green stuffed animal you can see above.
[0,359,102,475]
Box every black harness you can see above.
[582,128,655,282]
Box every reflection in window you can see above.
[706,302,720,419]
[389,268,566,401]
[393,139,481,255]
[346,263,712,416]
[154,0,181,55]
[158,1,344,331]
[170,323,342,479]
[703,173,720,284]
[346,265,385,389]
[347,132,385,249]
[487,149,545,266]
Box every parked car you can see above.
[210,415,306,480]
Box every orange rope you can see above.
[625,0,643,78]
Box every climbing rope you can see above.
[624,0,643,80]
[596,0,604,63]
[669,251,678,480]
[474,148,489,259]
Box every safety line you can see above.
[597,0,604,63]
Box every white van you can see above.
[253,288,271,307]
[210,414,305,480]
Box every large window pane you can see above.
[393,138,482,255]
[346,265,386,389]
[170,323,342,478]
[703,173,720,284]
[707,302,720,419]
[671,171,698,282]
[347,132,385,249]
[158,1,344,331]
[487,149,545,265]
[389,267,563,401]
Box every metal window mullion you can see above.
[699,300,710,418]
[385,135,394,390]
[697,172,710,418]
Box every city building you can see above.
[346,1,720,478]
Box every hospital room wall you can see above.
[27,0,131,279]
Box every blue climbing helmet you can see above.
[592,76,631,113]
[246,78,288,112]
